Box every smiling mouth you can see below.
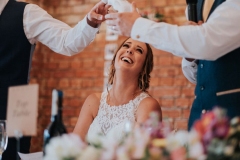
[121,57,133,64]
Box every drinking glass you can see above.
[0,120,7,160]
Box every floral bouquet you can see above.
[44,107,240,160]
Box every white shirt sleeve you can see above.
[131,0,240,60]
[181,58,197,84]
[23,4,99,56]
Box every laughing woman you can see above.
[73,38,162,141]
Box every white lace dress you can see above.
[87,91,150,141]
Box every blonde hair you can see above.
[108,38,154,92]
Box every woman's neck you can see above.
[107,73,140,106]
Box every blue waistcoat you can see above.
[188,0,240,129]
[0,0,34,119]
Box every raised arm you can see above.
[24,1,110,56]
[105,0,240,60]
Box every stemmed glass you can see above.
[0,120,8,160]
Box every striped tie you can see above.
[203,0,215,21]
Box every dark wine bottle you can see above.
[43,89,67,153]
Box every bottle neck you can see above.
[51,115,57,122]
[50,108,63,122]
[57,107,63,122]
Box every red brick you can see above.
[162,109,181,118]
[59,61,69,69]
[154,67,181,77]
[172,56,182,65]
[65,98,83,108]
[82,79,93,88]
[183,109,191,119]
[70,79,82,88]
[62,108,80,117]
[95,59,104,68]
[59,79,70,88]
[174,119,188,130]
[63,89,76,98]
[158,56,172,66]
[159,77,174,86]
[153,87,181,97]
[70,117,79,126]
[150,77,159,86]
[132,0,150,9]
[70,61,82,69]
[53,71,75,78]
[175,97,191,108]
[159,98,174,107]
[167,0,186,5]
[46,79,58,88]
[41,108,51,117]
[94,78,104,87]
[163,6,185,17]
[182,88,195,97]
[151,0,167,7]
[173,76,188,86]
[82,59,94,68]
[76,70,102,78]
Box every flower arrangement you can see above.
[44,107,240,160]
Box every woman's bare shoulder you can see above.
[139,96,161,109]
[82,92,102,114]
[85,92,102,102]
[137,95,162,122]
[86,92,102,101]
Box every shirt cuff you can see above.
[182,58,198,69]
[131,17,152,41]
[81,16,100,36]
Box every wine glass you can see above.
[0,120,8,160]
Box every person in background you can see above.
[0,0,110,159]
[73,38,162,141]
[105,0,240,130]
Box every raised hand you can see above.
[87,1,111,28]
[105,2,140,37]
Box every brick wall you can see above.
[23,0,195,152]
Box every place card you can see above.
[6,84,39,137]
[18,152,43,160]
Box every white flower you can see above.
[116,146,130,160]
[100,136,118,160]
[87,132,105,147]
[172,130,189,146]
[80,146,102,160]
[131,126,150,159]
[166,130,188,151]
[44,133,86,160]
[188,142,205,160]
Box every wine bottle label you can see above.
[51,89,58,116]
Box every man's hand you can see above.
[105,2,140,37]
[87,1,111,28]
